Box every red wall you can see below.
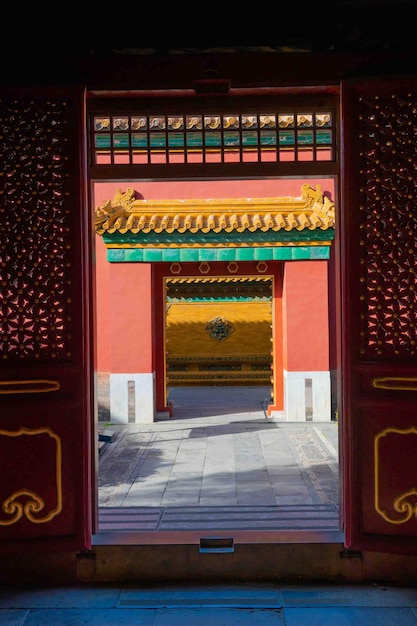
[93,178,334,376]
[93,179,333,203]
[108,263,153,373]
[282,261,329,371]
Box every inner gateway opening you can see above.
[94,175,339,533]
[164,275,273,395]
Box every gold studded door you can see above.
[341,75,417,554]
[0,85,94,554]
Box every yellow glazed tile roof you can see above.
[95,184,335,236]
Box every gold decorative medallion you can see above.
[0,427,62,525]
[375,426,417,524]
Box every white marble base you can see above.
[266,409,286,421]
[107,370,331,424]
[109,373,155,424]
[283,370,331,422]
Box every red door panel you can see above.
[341,75,417,554]
[0,86,93,555]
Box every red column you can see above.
[267,265,284,416]
[153,264,171,414]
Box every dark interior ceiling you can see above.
[2,1,415,87]
[5,1,417,58]
[91,2,416,55]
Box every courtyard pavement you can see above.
[98,386,340,532]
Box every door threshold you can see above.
[88,532,348,583]
[93,528,344,545]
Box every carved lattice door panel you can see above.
[0,86,93,555]
[341,75,417,554]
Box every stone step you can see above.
[98,504,340,532]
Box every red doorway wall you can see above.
[93,178,335,423]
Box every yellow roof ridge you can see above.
[95,184,335,235]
